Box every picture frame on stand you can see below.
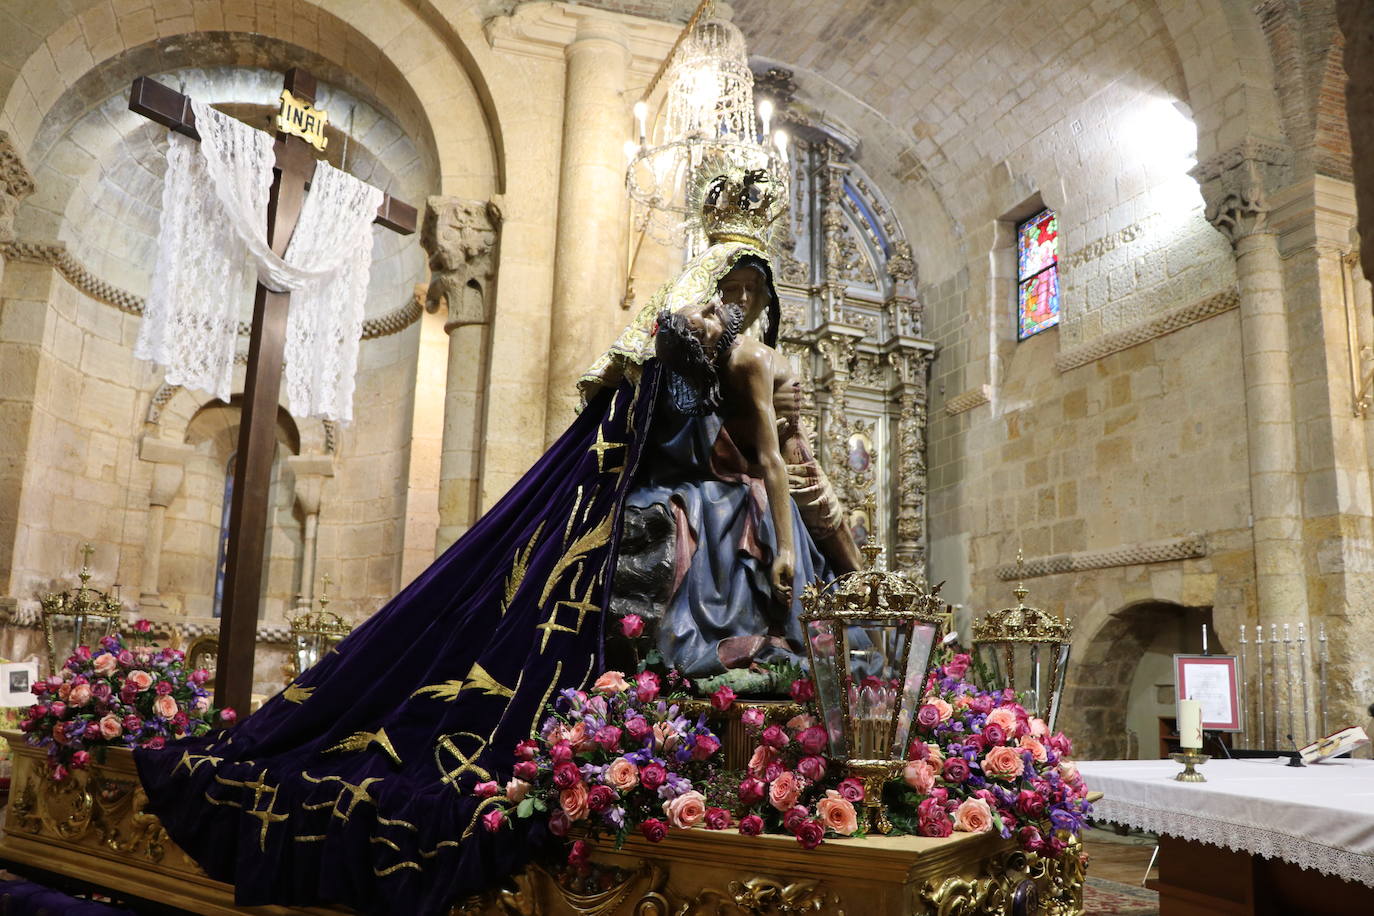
[1175,654,1243,732]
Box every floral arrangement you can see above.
[885,652,1091,855]
[17,623,235,781]
[484,650,1089,869]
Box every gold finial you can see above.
[319,574,332,612]
[1013,550,1029,604]
[78,543,95,587]
[860,539,883,569]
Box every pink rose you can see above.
[768,771,802,811]
[945,653,971,678]
[747,745,778,778]
[737,777,766,806]
[985,707,1018,734]
[710,685,736,711]
[764,760,785,783]
[122,714,142,734]
[1029,717,1049,738]
[640,818,668,842]
[606,757,639,791]
[634,671,660,703]
[624,716,651,744]
[1019,736,1048,764]
[587,785,617,813]
[513,762,538,785]
[592,671,630,695]
[704,807,732,830]
[907,739,929,762]
[1059,760,1081,784]
[789,678,815,704]
[594,725,623,752]
[796,726,828,756]
[1019,825,1046,854]
[474,781,500,798]
[916,704,941,728]
[550,742,574,764]
[942,756,970,783]
[620,614,644,638]
[640,762,667,790]
[954,797,994,833]
[929,697,953,722]
[816,790,859,836]
[567,839,591,866]
[481,809,506,832]
[782,806,810,834]
[98,714,122,739]
[50,765,69,783]
[984,745,1025,780]
[796,755,827,782]
[786,712,817,731]
[761,725,789,749]
[548,809,570,837]
[560,782,589,821]
[515,739,539,760]
[68,684,91,707]
[133,618,152,633]
[664,790,706,828]
[126,670,153,692]
[692,734,721,760]
[70,750,91,769]
[740,708,766,730]
[904,760,936,793]
[553,761,582,790]
[836,777,865,804]
[93,654,117,677]
[795,819,825,849]
[50,701,67,718]
[738,814,764,836]
[189,668,210,686]
[154,694,178,719]
[505,779,531,803]
[1014,789,1045,817]
[982,723,1007,746]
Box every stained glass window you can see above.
[1017,208,1059,339]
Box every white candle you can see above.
[1178,698,1203,750]
[1201,623,1208,655]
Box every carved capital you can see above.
[1190,140,1293,245]
[286,454,335,517]
[886,238,916,284]
[420,197,502,331]
[0,131,35,244]
[138,438,195,507]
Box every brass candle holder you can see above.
[1170,750,1210,782]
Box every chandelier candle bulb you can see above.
[634,100,647,144]
[773,129,789,161]
[758,98,773,140]
[1178,698,1203,750]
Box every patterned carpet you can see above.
[1081,876,1159,915]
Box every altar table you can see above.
[1079,757,1374,915]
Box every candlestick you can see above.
[1178,698,1203,750]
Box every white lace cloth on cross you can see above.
[136,98,383,424]
[1078,757,1374,887]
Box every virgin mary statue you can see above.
[135,160,858,915]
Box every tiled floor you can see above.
[1083,825,1159,887]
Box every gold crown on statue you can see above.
[687,152,787,251]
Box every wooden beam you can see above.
[128,76,417,236]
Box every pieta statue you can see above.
[135,155,864,915]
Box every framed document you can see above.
[0,661,39,707]
[1174,654,1242,732]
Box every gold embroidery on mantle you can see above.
[283,682,314,703]
[324,727,402,766]
[500,520,546,616]
[411,662,515,702]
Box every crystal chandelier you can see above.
[625,3,788,247]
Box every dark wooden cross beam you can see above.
[129,69,417,718]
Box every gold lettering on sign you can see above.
[276,89,329,151]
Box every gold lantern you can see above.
[799,543,947,833]
[39,545,124,674]
[972,557,1073,731]
[288,575,352,677]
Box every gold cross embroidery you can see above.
[589,425,626,474]
[436,732,490,786]
[174,750,224,776]
[535,575,600,653]
[216,770,289,851]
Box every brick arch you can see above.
[0,0,499,197]
[1061,598,1199,759]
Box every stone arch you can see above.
[0,0,500,197]
[1062,597,1216,759]
[147,369,329,458]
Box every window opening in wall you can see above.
[212,451,235,618]
[1016,208,1060,339]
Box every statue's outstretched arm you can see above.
[734,347,794,607]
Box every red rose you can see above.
[640,818,668,842]
[219,708,237,725]
[789,678,815,704]
[550,742,574,764]
[552,762,581,790]
[640,762,667,790]
[548,809,571,837]
[515,739,539,760]
[481,809,506,832]
[795,819,825,849]
[982,723,1006,746]
[737,776,766,806]
[704,807,732,830]
[945,653,971,678]
[942,757,970,783]
[710,685,736,711]
[761,725,789,749]
[1018,825,1046,854]
[588,785,617,813]
[634,671,661,703]
[782,805,810,834]
[50,765,69,783]
[49,702,67,719]
[620,614,644,639]
[1014,789,1045,817]
[920,815,953,837]
[513,760,538,781]
[70,751,91,769]
[796,755,827,782]
[594,725,623,752]
[568,839,592,866]
[155,681,173,696]
[907,739,929,761]
[796,726,828,756]
[738,814,764,836]
[692,734,721,760]
[145,736,165,749]
[474,781,500,798]
[836,778,865,804]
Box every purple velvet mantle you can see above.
[135,369,658,915]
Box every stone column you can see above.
[1194,142,1308,746]
[544,17,630,441]
[136,438,192,609]
[0,132,36,603]
[286,454,334,610]
[420,198,501,550]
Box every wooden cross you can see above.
[129,70,417,717]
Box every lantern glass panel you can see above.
[295,634,327,674]
[1047,642,1071,730]
[842,619,938,760]
[806,618,847,751]
[976,643,1004,691]
[893,621,938,758]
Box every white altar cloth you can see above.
[1078,757,1374,888]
